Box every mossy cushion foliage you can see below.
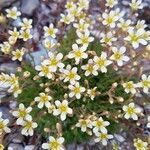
[17,28,129,144]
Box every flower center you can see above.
[25,121,33,129]
[19,110,26,117]
[98,59,105,66]
[23,32,30,39]
[136,143,143,148]
[60,105,67,112]
[96,121,103,127]
[81,120,87,126]
[104,37,111,43]
[41,95,48,102]
[42,67,49,74]
[15,52,22,59]
[0,121,4,129]
[127,83,133,89]
[142,80,149,87]
[75,50,82,57]
[50,141,60,149]
[50,59,58,66]
[101,133,107,139]
[131,34,138,42]
[68,72,75,79]
[114,52,122,60]
[48,29,54,35]
[82,37,88,44]
[74,87,80,94]
[107,17,113,24]
[10,11,16,17]
[87,65,93,72]
[128,107,135,115]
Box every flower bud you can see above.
[17,67,22,72]
[23,71,30,78]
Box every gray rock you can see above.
[114,134,125,143]
[25,44,48,66]
[0,0,15,7]
[8,143,24,150]
[11,133,24,143]
[67,143,76,150]
[12,18,23,27]
[76,144,84,150]
[25,145,35,150]
[0,106,12,121]
[0,62,18,73]
[144,104,150,113]
[21,0,39,16]
[0,92,6,99]
[9,101,17,110]
[88,138,96,146]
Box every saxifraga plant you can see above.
[0,0,149,149]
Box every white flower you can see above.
[48,105,56,114]
[60,13,75,25]
[73,19,89,34]
[136,20,147,30]
[20,18,33,30]
[43,23,58,38]
[12,48,25,61]
[100,32,117,46]
[63,65,80,85]
[123,102,141,120]
[94,52,112,73]
[102,10,119,28]
[43,38,56,51]
[21,116,37,136]
[8,27,20,39]
[20,29,33,41]
[12,103,32,125]
[92,117,110,133]
[44,52,64,72]
[68,82,85,99]
[147,116,150,128]
[0,42,11,54]
[77,0,89,10]
[87,87,98,100]
[34,93,52,109]
[68,43,88,64]
[95,131,113,146]
[122,81,137,94]
[129,0,143,11]
[0,112,11,134]
[124,28,147,49]
[114,8,124,19]
[134,138,148,150]
[8,84,22,98]
[53,100,73,121]
[0,73,11,88]
[106,0,118,8]
[137,74,150,93]
[68,5,81,18]
[76,31,94,48]
[76,119,92,132]
[35,63,54,79]
[110,47,129,66]
[7,73,19,86]
[42,136,64,150]
[65,1,76,10]
[117,19,132,31]
[6,7,21,19]
[81,59,98,76]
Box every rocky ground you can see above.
[0,0,150,150]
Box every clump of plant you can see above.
[0,0,150,149]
